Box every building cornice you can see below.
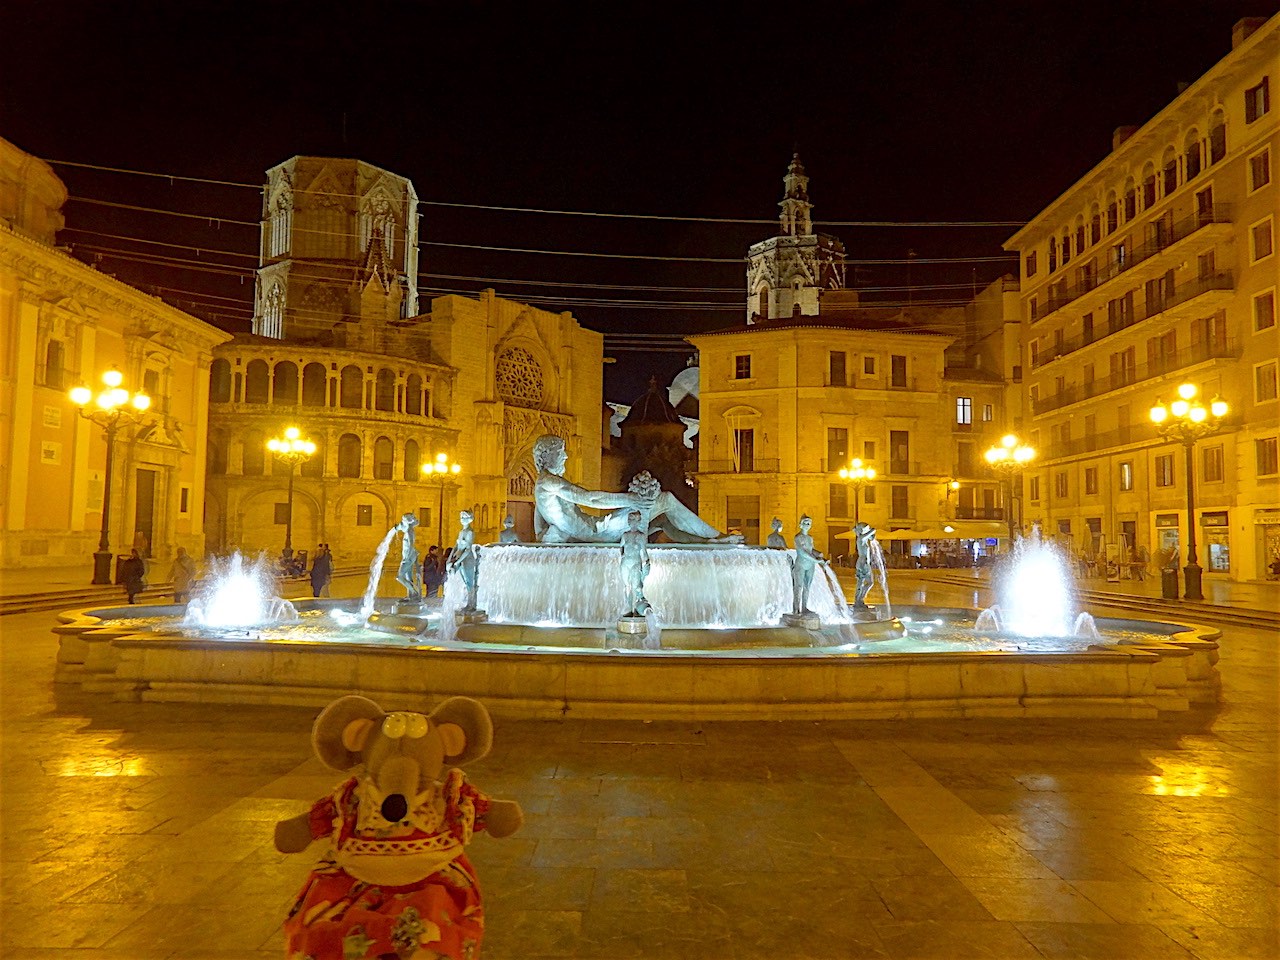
[0,222,233,348]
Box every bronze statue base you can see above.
[782,611,821,629]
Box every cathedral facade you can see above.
[206,157,603,563]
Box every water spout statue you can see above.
[853,521,877,609]
[766,517,788,549]
[619,509,652,617]
[498,515,521,544]
[395,512,423,604]
[448,509,481,614]
[783,515,824,627]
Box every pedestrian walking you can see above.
[310,545,333,599]
[169,546,197,603]
[121,548,147,604]
[422,545,445,598]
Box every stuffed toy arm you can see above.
[483,798,524,838]
[274,791,339,853]
[274,812,316,853]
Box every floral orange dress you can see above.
[285,768,493,960]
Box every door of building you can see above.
[134,468,158,557]
[725,496,761,545]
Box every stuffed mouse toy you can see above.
[274,694,523,960]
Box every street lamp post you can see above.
[1149,383,1228,601]
[267,426,317,559]
[69,368,152,584]
[984,433,1036,546]
[838,458,876,524]
[421,452,462,546]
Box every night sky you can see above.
[3,0,1276,399]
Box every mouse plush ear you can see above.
[428,696,493,766]
[312,696,384,771]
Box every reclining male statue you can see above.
[532,434,742,544]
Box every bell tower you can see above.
[745,154,847,324]
[252,157,419,346]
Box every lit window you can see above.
[956,397,972,425]
[1251,218,1274,262]
[1054,472,1068,498]
[734,354,752,380]
[1029,476,1040,501]
[1250,148,1272,192]
[982,403,993,422]
[1256,360,1279,403]
[1255,290,1276,332]
[1119,461,1134,491]
[1245,77,1270,123]
[1155,454,1174,487]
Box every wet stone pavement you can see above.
[0,580,1277,959]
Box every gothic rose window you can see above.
[495,347,544,408]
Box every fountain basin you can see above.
[52,601,1221,721]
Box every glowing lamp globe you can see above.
[70,385,91,406]
[102,369,124,388]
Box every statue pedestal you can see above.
[394,599,426,614]
[782,611,821,630]
[616,615,648,635]
[455,609,488,625]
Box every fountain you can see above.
[183,552,298,631]
[52,438,1221,721]
[975,529,1100,640]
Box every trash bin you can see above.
[115,554,129,585]
[1161,566,1179,600]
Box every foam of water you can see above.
[978,530,1096,638]
[476,544,849,628]
[184,552,298,630]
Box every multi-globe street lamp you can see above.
[267,426,317,559]
[838,458,876,524]
[984,433,1035,545]
[69,368,152,584]
[1149,383,1229,601]
[421,452,462,546]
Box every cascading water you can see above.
[868,540,892,618]
[978,529,1098,638]
[331,526,399,627]
[435,568,468,643]
[184,552,298,630]
[476,544,850,628]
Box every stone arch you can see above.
[373,435,394,480]
[302,362,327,406]
[209,358,232,403]
[244,359,270,404]
[337,433,362,477]
[405,372,423,416]
[375,368,396,412]
[339,365,363,409]
[1184,128,1202,180]
[404,439,421,480]
[273,360,299,405]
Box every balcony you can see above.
[1030,205,1232,324]
[954,506,1005,520]
[699,458,781,474]
[1047,423,1161,459]
[1032,338,1239,415]
[1031,272,1235,369]
[887,460,925,476]
[888,507,917,522]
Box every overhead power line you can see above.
[48,157,1028,228]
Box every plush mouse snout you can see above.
[376,754,422,824]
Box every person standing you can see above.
[121,548,147,604]
[422,545,445,598]
[310,545,333,599]
[169,546,197,604]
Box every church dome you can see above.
[668,366,700,408]
[622,376,682,426]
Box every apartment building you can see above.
[1004,16,1279,580]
